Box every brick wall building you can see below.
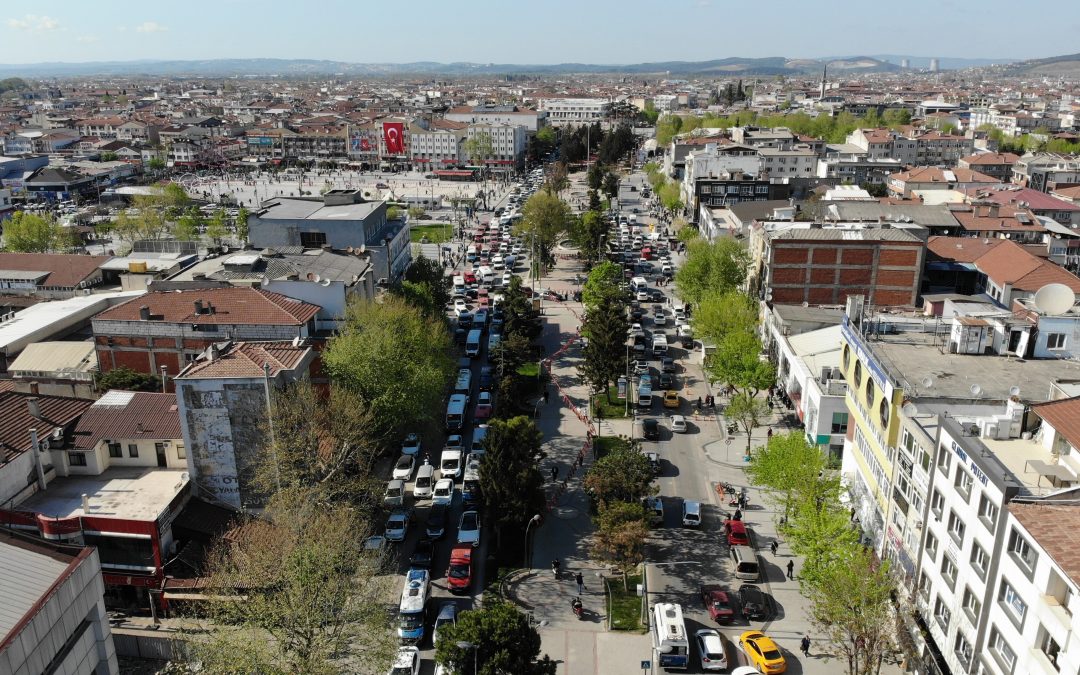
[91,287,320,381]
[762,227,925,307]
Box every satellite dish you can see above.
[901,402,919,418]
[1033,283,1076,315]
[347,246,354,254]
[921,377,934,388]
[1009,385,1021,397]
[802,301,809,308]
[321,278,331,286]
[970,383,983,397]
[359,244,366,254]
[312,274,321,283]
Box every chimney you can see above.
[206,302,215,315]
[27,397,42,419]
[194,299,204,314]
[28,381,39,396]
[81,494,90,513]
[139,305,151,320]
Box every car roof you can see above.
[436,602,457,619]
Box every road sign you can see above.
[640,661,651,669]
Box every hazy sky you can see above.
[3,0,1077,64]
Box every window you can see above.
[831,412,848,434]
[934,595,952,630]
[918,572,931,601]
[930,489,945,519]
[1047,333,1067,350]
[842,344,850,370]
[948,511,966,546]
[954,632,973,669]
[299,231,327,248]
[68,452,87,467]
[1009,528,1038,574]
[865,378,876,407]
[970,543,989,580]
[999,580,1027,626]
[941,556,958,590]
[937,444,952,472]
[853,360,863,388]
[1038,626,1061,667]
[177,444,186,459]
[108,442,122,458]
[962,587,982,625]
[879,397,890,428]
[954,468,973,501]
[128,444,139,458]
[925,531,939,562]
[978,495,999,530]
[989,627,1017,671]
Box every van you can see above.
[477,266,494,284]
[731,545,760,581]
[725,519,750,546]
[630,276,648,292]
[487,333,501,353]
[681,500,702,528]
[465,330,482,358]
[637,385,653,408]
[454,368,472,394]
[452,275,465,295]
[446,394,468,430]
[413,462,436,498]
[652,334,668,354]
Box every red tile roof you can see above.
[177,341,313,379]
[963,186,1080,213]
[950,205,1048,234]
[72,391,181,451]
[977,240,1080,292]
[1031,396,1080,452]
[959,152,1020,166]
[94,288,320,325]
[0,391,93,463]
[891,167,999,184]
[927,236,1005,263]
[1009,502,1080,585]
[0,253,111,288]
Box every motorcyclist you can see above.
[551,559,561,577]
[571,597,583,616]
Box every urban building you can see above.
[958,152,1021,182]
[536,98,608,127]
[0,252,110,298]
[689,171,791,223]
[887,167,999,199]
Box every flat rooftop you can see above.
[869,330,1080,402]
[259,197,382,221]
[19,467,188,522]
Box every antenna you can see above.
[1033,283,1076,316]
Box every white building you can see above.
[758,146,819,179]
[0,534,118,675]
[468,123,526,171]
[537,98,609,127]
[680,143,761,208]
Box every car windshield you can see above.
[763,647,782,660]
[461,513,478,529]
[399,614,423,630]
[396,457,411,469]
[449,564,469,579]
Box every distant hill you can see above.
[0,56,904,79]
[1002,53,1080,77]
[827,55,1019,70]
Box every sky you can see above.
[2,0,1078,65]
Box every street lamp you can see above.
[524,513,542,569]
[457,641,480,675]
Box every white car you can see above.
[636,290,649,302]
[401,433,421,456]
[387,646,420,675]
[457,510,481,547]
[696,629,728,671]
[392,454,416,480]
[670,414,688,433]
[501,272,512,287]
[432,478,455,506]
[440,450,463,480]
[384,510,410,542]
[432,602,457,649]
[628,323,644,337]
[453,299,468,314]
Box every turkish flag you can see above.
[383,122,404,155]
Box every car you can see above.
[384,510,410,542]
[453,299,468,314]
[643,450,661,475]
[682,500,702,527]
[661,357,676,373]
[478,365,495,391]
[413,461,436,498]
[387,646,420,675]
[739,584,769,621]
[633,360,650,375]
[653,310,667,326]
[663,390,680,409]
[670,414,687,433]
[700,586,736,624]
[636,290,649,302]
[695,628,728,671]
[457,311,474,328]
[642,418,660,441]
[457,510,481,547]
[393,454,416,480]
[739,630,786,674]
[432,478,455,506]
[628,323,644,337]
[447,544,474,594]
[444,435,465,453]
[426,504,449,539]
[432,602,457,649]
[725,519,751,546]
[409,537,434,569]
[440,450,463,480]
[473,391,494,420]
[401,433,421,456]
[658,373,673,390]
[375,182,391,189]
[383,479,406,507]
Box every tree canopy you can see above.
[584,440,655,508]
[435,602,556,675]
[580,298,629,401]
[515,190,571,273]
[2,211,76,252]
[674,236,749,305]
[581,260,628,310]
[478,416,547,546]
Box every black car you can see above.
[658,373,673,390]
[661,357,676,373]
[409,538,435,569]
[427,504,449,539]
[642,418,660,441]
[739,584,769,621]
[478,366,495,391]
[454,328,467,345]
[649,290,665,303]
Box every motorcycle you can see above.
[726,423,738,435]
[551,559,561,579]
[571,597,583,619]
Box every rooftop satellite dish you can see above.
[921,376,934,388]
[320,278,331,286]
[802,301,809,308]
[1009,385,1021,397]
[970,383,983,397]
[901,402,919,418]
[347,246,354,254]
[359,244,366,254]
[1033,283,1076,316]
[312,274,321,283]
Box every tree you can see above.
[501,276,541,340]
[655,115,683,146]
[173,208,203,242]
[570,210,606,263]
[583,440,654,508]
[602,172,620,201]
[588,189,601,212]
[860,182,888,198]
[2,211,74,252]
[657,181,683,217]
[463,132,495,167]
[706,330,775,398]
[587,163,604,192]
[95,366,162,393]
[591,501,649,590]
[206,209,228,246]
[394,255,451,318]
[147,157,166,173]
[581,260,628,309]
[674,236,749,304]
[580,298,629,401]
[434,602,556,675]
[322,296,454,440]
[187,491,397,675]
[235,207,250,242]
[386,205,403,221]
[691,290,757,345]
[516,190,571,274]
[746,432,829,521]
[407,205,426,221]
[477,416,547,548]
[724,391,771,457]
[100,151,118,162]
[544,161,569,195]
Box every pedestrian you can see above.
[551,466,558,482]
[576,454,584,469]
[801,635,811,657]
[543,389,550,404]
[787,560,795,580]
[575,572,585,594]
[770,540,778,555]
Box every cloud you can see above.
[135,21,167,33]
[76,35,99,43]
[6,14,59,32]
[697,0,711,5]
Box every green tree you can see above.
[463,132,495,167]
[544,161,570,195]
[435,602,556,675]
[655,115,683,146]
[173,208,203,242]
[407,205,426,221]
[587,162,604,192]
[583,440,654,508]
[206,209,228,246]
[395,255,451,318]
[188,491,397,675]
[591,501,649,590]
[2,211,74,252]
[478,416,547,548]
[323,296,454,440]
[674,236,749,304]
[570,210,606,262]
[235,207,250,242]
[657,181,683,217]
[746,432,829,521]
[501,276,541,340]
[95,366,162,393]
[580,298,629,402]
[147,157,166,172]
[516,190,571,274]
[602,172,620,201]
[724,391,771,457]
[581,260,628,309]
[706,330,776,398]
[588,189,602,212]
[691,290,757,345]
[100,151,118,162]
[386,205,403,221]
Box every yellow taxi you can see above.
[739,630,786,674]
[663,390,680,409]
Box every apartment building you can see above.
[1013,154,1080,193]
[409,120,467,168]
[958,152,1021,182]
[468,122,526,171]
[537,98,608,127]
[758,146,819,179]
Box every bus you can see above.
[446,394,468,430]
[465,329,483,358]
[462,455,481,507]
[398,568,430,642]
[652,602,689,670]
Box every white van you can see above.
[638,384,653,408]
[414,462,436,498]
[491,255,505,270]
[652,334,668,354]
[465,330,483,358]
[440,449,463,480]
[630,276,648,292]
[477,266,495,284]
[455,368,472,393]
[452,275,466,295]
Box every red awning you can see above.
[436,170,475,177]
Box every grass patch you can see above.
[606,573,645,631]
[517,362,540,379]
[592,386,630,419]
[592,435,631,459]
[410,223,452,243]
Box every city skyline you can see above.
[3,0,1077,66]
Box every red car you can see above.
[700,585,736,624]
[473,391,494,420]
[463,271,476,285]
[447,544,473,594]
[725,519,750,547]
